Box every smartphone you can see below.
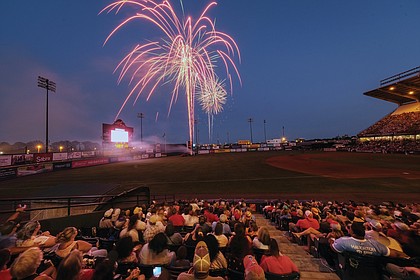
[153,266,162,277]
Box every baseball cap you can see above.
[193,241,211,279]
[243,255,265,280]
[149,215,158,225]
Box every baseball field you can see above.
[0,151,419,204]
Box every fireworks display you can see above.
[197,76,227,140]
[101,0,241,147]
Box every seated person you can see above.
[260,238,299,275]
[213,223,228,249]
[15,221,55,248]
[165,222,183,246]
[115,236,139,263]
[252,226,270,250]
[204,234,227,270]
[331,222,406,258]
[172,246,191,267]
[10,247,54,280]
[177,241,224,280]
[243,255,265,280]
[138,232,175,265]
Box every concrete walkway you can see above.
[254,214,340,280]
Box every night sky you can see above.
[1,0,420,145]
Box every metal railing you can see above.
[0,186,155,222]
[380,66,420,86]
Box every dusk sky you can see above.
[1,1,420,145]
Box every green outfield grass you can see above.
[0,151,419,204]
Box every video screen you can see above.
[111,128,129,143]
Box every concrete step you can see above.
[254,213,340,280]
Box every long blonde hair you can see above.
[56,227,77,243]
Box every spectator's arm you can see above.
[75,240,93,253]
[388,248,409,259]
[405,267,420,277]
[6,204,26,222]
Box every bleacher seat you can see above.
[165,265,191,279]
[252,247,270,264]
[227,268,244,280]
[209,268,228,278]
[337,252,383,280]
[265,271,300,280]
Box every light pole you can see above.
[37,145,42,153]
[163,132,166,154]
[263,119,267,143]
[248,118,253,143]
[137,112,144,142]
[37,76,56,153]
[194,119,199,153]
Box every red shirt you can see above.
[0,269,12,280]
[169,213,185,226]
[260,255,299,275]
[204,210,219,223]
[296,217,320,230]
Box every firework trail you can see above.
[197,76,227,141]
[101,0,241,148]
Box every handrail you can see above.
[380,66,420,86]
[0,186,153,220]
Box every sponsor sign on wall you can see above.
[0,155,12,167]
[53,161,72,170]
[0,167,17,180]
[12,154,34,165]
[34,153,53,163]
[68,152,82,159]
[71,158,109,168]
[17,163,53,177]
[82,151,95,158]
[53,153,68,161]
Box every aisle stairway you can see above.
[254,213,339,280]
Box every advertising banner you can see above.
[17,163,53,177]
[72,158,109,168]
[82,151,95,158]
[0,167,17,180]
[0,155,12,167]
[68,152,82,159]
[53,161,72,170]
[12,154,34,165]
[53,153,68,161]
[34,153,53,163]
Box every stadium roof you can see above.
[364,66,420,105]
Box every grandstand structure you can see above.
[358,66,420,153]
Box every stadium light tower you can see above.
[37,76,56,153]
[263,119,267,143]
[194,119,199,151]
[248,118,253,143]
[137,112,144,142]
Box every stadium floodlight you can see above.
[248,118,253,143]
[264,119,267,143]
[37,76,56,153]
[137,112,144,142]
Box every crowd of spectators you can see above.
[355,139,420,153]
[0,200,299,280]
[2,198,419,279]
[359,111,420,137]
[263,199,420,279]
